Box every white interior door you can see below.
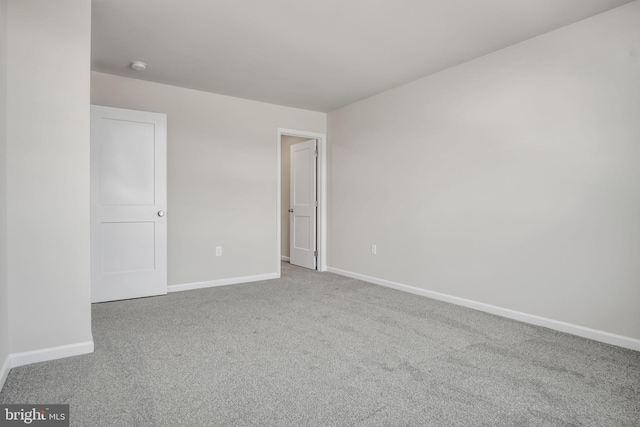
[290,139,317,269]
[91,105,167,303]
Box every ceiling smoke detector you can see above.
[130,61,147,71]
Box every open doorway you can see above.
[277,128,327,277]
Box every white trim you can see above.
[1,341,95,391]
[327,267,640,352]
[281,256,290,261]
[277,128,327,277]
[9,341,95,370]
[0,355,10,392]
[168,273,279,293]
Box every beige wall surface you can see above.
[281,135,311,258]
[0,0,9,367]
[327,2,640,340]
[91,72,326,285]
[6,0,93,352]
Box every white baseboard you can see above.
[168,273,279,293]
[9,340,95,370]
[281,256,290,261]
[0,354,10,392]
[327,267,640,352]
[1,340,94,392]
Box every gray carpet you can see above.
[1,262,639,426]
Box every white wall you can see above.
[281,135,312,258]
[0,0,9,378]
[91,72,326,285]
[328,2,640,341]
[6,0,93,353]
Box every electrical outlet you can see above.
[216,246,222,256]
[371,244,377,255]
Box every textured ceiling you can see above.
[91,0,634,112]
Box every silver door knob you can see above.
[157,210,165,217]
[288,209,293,213]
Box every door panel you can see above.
[294,216,311,250]
[91,105,167,303]
[100,119,156,206]
[101,222,156,273]
[290,139,317,270]
[293,149,311,204]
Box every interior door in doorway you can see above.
[90,105,168,303]
[290,139,317,270]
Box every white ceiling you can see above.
[91,0,633,112]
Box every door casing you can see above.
[277,128,327,276]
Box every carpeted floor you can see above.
[2,262,639,426]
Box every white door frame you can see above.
[277,128,327,275]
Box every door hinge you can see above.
[314,149,318,157]
[314,200,318,207]
[314,250,318,257]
